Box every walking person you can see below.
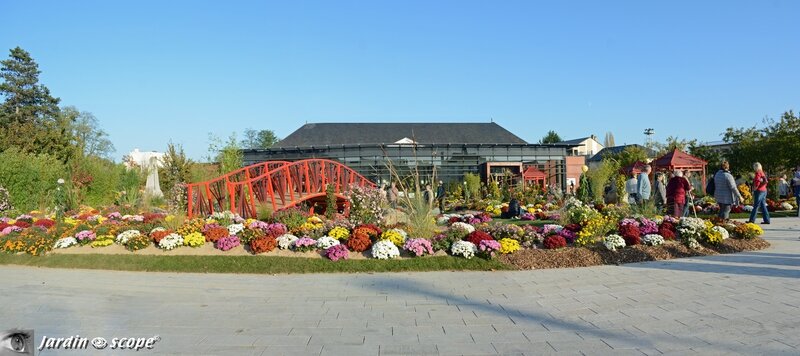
[653,172,667,211]
[778,174,790,200]
[436,180,446,212]
[682,170,695,217]
[625,173,638,204]
[637,165,652,204]
[748,162,771,224]
[666,170,691,218]
[423,184,434,206]
[713,161,743,220]
[387,182,399,209]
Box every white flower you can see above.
[57,178,65,185]
[115,230,142,245]
[54,237,77,249]
[743,205,754,212]
[451,222,475,234]
[686,238,701,250]
[781,202,793,211]
[227,223,245,236]
[371,240,400,259]
[642,234,665,246]
[451,240,477,259]
[316,236,340,249]
[159,233,184,250]
[276,234,298,249]
[603,234,626,251]
[677,217,706,240]
[436,216,451,226]
[150,227,166,235]
[712,226,729,240]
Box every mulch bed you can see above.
[497,238,771,270]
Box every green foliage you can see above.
[463,173,481,199]
[0,47,75,162]
[586,158,620,203]
[0,148,67,212]
[159,143,193,201]
[616,145,649,168]
[325,184,336,219]
[63,106,114,159]
[70,156,142,208]
[208,132,243,174]
[724,111,800,175]
[240,128,280,149]
[540,130,562,144]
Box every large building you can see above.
[243,122,579,189]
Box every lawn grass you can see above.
[0,253,510,274]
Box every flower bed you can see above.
[0,198,772,271]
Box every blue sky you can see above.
[3,0,798,161]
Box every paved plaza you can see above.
[3,219,800,355]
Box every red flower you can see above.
[346,232,372,252]
[543,235,567,249]
[353,224,382,240]
[33,219,56,229]
[618,224,641,245]
[150,230,172,244]
[565,223,582,232]
[13,221,30,228]
[658,222,676,240]
[466,230,494,246]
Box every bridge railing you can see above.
[186,159,375,218]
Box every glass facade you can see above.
[243,143,570,189]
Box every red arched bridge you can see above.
[186,159,376,218]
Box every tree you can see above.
[603,132,616,147]
[0,47,73,161]
[240,128,280,149]
[159,143,193,200]
[723,111,800,175]
[652,136,696,156]
[208,132,243,173]
[614,145,649,168]
[0,47,60,125]
[62,106,115,159]
[539,130,562,144]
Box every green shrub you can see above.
[0,148,67,212]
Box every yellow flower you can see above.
[165,215,175,222]
[380,229,406,247]
[328,226,350,240]
[183,232,205,247]
[498,238,520,254]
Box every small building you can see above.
[243,122,582,190]
[558,135,604,157]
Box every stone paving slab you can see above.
[2,218,800,355]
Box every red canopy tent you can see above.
[621,161,650,176]
[522,166,547,188]
[652,149,708,186]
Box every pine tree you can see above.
[0,47,60,125]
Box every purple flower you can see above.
[620,218,639,227]
[404,238,434,257]
[1,226,23,235]
[75,230,96,241]
[293,237,317,252]
[557,229,577,244]
[107,212,122,220]
[215,235,241,251]
[639,218,658,234]
[520,212,536,221]
[478,239,501,258]
[325,244,350,261]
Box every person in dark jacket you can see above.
[435,181,446,212]
[502,198,521,219]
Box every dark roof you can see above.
[557,136,592,145]
[274,122,529,147]
[588,144,658,162]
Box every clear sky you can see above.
[3,0,798,161]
